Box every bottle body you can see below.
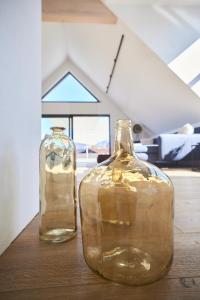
[79,120,173,285]
[39,127,77,243]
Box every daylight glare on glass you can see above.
[42,73,98,102]
[168,38,200,97]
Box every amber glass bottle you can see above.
[39,127,77,243]
[79,120,173,285]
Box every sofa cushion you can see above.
[136,153,148,161]
[159,134,200,161]
[134,143,148,153]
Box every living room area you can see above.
[1,1,200,299]
[41,2,200,171]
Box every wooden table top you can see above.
[0,171,200,300]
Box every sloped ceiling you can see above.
[104,1,200,63]
[42,1,200,136]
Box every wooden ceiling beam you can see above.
[42,0,117,24]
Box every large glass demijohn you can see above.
[79,120,173,285]
[39,127,77,243]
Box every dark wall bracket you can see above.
[106,34,124,94]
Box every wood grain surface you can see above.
[42,0,117,24]
[0,171,200,299]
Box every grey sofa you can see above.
[154,134,200,167]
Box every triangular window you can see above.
[42,72,99,103]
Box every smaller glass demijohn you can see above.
[39,127,77,243]
[79,120,174,285]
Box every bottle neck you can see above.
[114,120,135,157]
[51,127,65,135]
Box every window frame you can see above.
[42,72,100,103]
[42,114,111,155]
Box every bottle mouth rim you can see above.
[50,126,66,131]
[117,119,132,127]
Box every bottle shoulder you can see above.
[40,134,75,149]
[80,155,173,188]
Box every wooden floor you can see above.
[0,170,200,299]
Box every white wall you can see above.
[42,60,128,152]
[42,21,200,137]
[42,22,69,81]
[105,21,200,136]
[105,2,200,63]
[0,0,41,254]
